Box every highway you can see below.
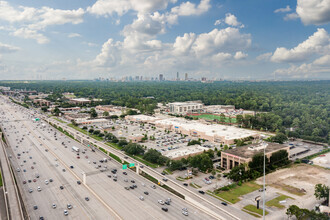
[44,116,250,219]
[0,96,214,220]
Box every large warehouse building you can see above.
[220,142,290,170]
[126,115,260,145]
[169,101,203,114]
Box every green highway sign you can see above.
[122,164,127,170]
[129,163,135,168]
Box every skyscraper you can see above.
[185,73,188,81]
[177,72,179,81]
[159,74,164,81]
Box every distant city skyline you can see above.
[0,0,329,80]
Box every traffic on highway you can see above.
[0,96,214,220]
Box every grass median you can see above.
[266,194,294,209]
[242,204,268,217]
[214,181,261,204]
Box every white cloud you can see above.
[234,51,248,60]
[87,0,177,16]
[192,27,251,57]
[271,28,330,63]
[284,13,299,21]
[214,19,221,26]
[173,32,196,55]
[296,0,330,25]
[274,5,291,13]
[256,52,272,61]
[225,13,244,28]
[68,33,81,38]
[12,28,49,44]
[313,54,330,65]
[0,1,85,44]
[171,0,210,16]
[0,42,20,53]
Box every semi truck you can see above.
[72,146,79,152]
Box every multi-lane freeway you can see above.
[0,96,216,220]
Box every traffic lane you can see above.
[21,119,117,220]
[37,123,211,220]
[1,106,114,218]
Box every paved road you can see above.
[46,118,249,220]
[0,135,23,220]
[0,96,214,220]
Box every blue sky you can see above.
[0,0,329,80]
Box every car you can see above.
[85,156,88,159]
[130,186,134,189]
[221,202,228,206]
[62,169,66,172]
[60,186,64,190]
[39,216,44,220]
[140,165,144,168]
[161,207,168,212]
[107,175,112,178]
[77,156,80,159]
[161,172,166,175]
[131,180,135,183]
[37,186,41,192]
[162,178,168,182]
[45,180,49,185]
[31,166,34,169]
[182,211,189,216]
[183,183,188,186]
[35,174,39,178]
[85,197,89,201]
[158,200,164,205]
[33,205,38,210]
[28,180,32,183]
[23,169,26,172]
[33,179,37,182]
[113,178,117,182]
[52,203,57,209]
[165,201,170,205]
[133,184,137,188]
[151,185,156,189]
[124,179,128,182]
[124,187,130,190]
[49,178,53,182]
[139,196,144,201]
[67,204,72,209]
[198,190,205,194]
[182,208,188,212]
[144,191,149,195]
[77,181,81,185]
[23,180,27,184]
[123,172,127,175]
[70,166,74,169]
[29,188,33,193]
[64,210,69,216]
[258,188,266,192]
[16,168,20,172]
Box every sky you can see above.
[0,0,329,80]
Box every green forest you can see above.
[0,80,329,144]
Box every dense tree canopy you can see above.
[2,80,329,143]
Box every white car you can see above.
[45,180,49,185]
[139,196,144,201]
[182,211,188,216]
[158,200,164,205]
[64,210,68,216]
[37,186,41,192]
[52,203,57,209]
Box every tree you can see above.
[90,108,97,118]
[41,106,48,112]
[103,111,109,117]
[123,143,145,155]
[248,153,270,174]
[187,140,201,146]
[270,150,290,169]
[314,184,330,202]
[118,139,128,147]
[143,149,162,164]
[88,128,94,133]
[82,126,88,130]
[286,205,307,220]
[228,164,248,181]
[71,119,78,127]
[52,106,61,116]
[271,132,288,144]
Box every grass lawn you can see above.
[243,204,269,217]
[266,194,294,209]
[105,142,122,150]
[271,183,306,196]
[215,181,261,204]
[163,168,173,175]
[191,114,237,123]
[176,177,185,181]
[52,117,66,124]
[189,183,202,189]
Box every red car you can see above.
[33,179,37,182]
[77,156,80,159]
[85,156,88,159]
[23,180,27,184]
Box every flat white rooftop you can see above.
[162,145,209,159]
